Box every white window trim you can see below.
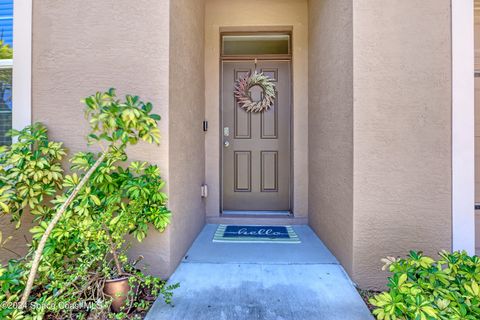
[452,0,475,254]
[0,59,12,68]
[12,0,32,130]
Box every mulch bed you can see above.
[357,288,381,313]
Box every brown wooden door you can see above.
[222,60,291,211]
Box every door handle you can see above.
[224,141,230,147]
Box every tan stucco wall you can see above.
[27,0,172,277]
[0,0,456,289]
[352,0,452,288]
[309,0,452,289]
[308,0,354,274]
[0,214,34,264]
[168,0,206,272]
[204,0,309,217]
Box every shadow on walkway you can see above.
[146,224,373,320]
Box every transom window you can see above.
[221,33,291,57]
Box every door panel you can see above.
[222,61,291,211]
[234,151,252,192]
[261,151,278,192]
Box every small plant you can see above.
[369,251,480,320]
[68,158,173,313]
[76,160,171,278]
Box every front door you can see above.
[222,60,291,212]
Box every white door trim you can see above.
[451,0,475,253]
[12,0,32,130]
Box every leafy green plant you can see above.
[121,262,179,315]
[0,259,27,319]
[20,89,161,306]
[370,251,480,320]
[0,123,66,223]
[0,89,174,318]
[81,160,170,277]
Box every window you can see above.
[221,33,291,57]
[0,0,12,145]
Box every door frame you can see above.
[219,31,294,215]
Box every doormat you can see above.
[213,225,300,244]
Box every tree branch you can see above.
[102,222,123,276]
[19,151,108,308]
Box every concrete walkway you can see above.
[146,224,373,320]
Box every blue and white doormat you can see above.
[213,225,300,243]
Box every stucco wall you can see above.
[0,214,34,263]
[28,0,172,277]
[204,0,308,218]
[0,0,457,289]
[308,0,354,274]
[352,0,452,288]
[168,0,206,272]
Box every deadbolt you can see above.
[224,127,230,137]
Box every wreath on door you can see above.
[234,71,276,113]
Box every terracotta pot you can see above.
[103,276,131,312]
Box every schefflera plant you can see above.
[65,158,170,278]
[370,251,480,320]
[28,149,171,316]
[0,124,67,319]
[0,89,163,307]
[0,123,66,224]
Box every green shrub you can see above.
[0,123,66,223]
[370,251,480,320]
[0,259,26,319]
[0,90,175,319]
